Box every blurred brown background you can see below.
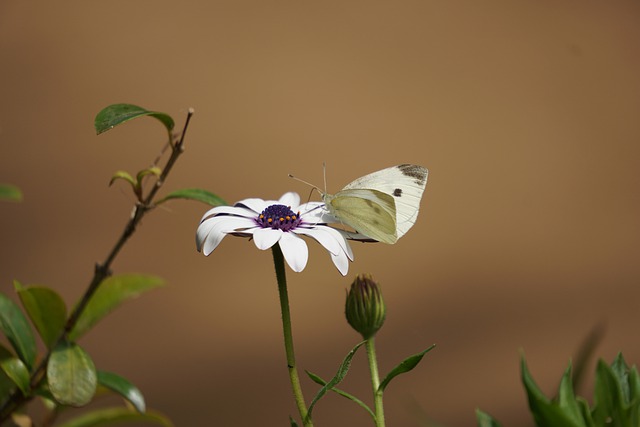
[1,1,640,426]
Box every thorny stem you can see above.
[271,244,313,427]
[0,108,195,422]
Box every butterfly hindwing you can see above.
[325,189,398,244]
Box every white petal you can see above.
[298,202,332,222]
[278,192,300,209]
[294,227,341,255]
[331,251,350,276]
[310,225,354,261]
[235,198,269,213]
[253,228,282,250]
[199,205,257,222]
[279,232,309,272]
[197,216,257,255]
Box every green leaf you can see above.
[69,274,165,341]
[378,344,436,393]
[48,341,97,407]
[97,371,145,413]
[136,167,162,184]
[154,188,227,207]
[58,408,173,427]
[476,408,503,427]
[16,283,67,349]
[0,344,29,395]
[109,171,137,188]
[94,104,174,135]
[306,341,365,422]
[0,347,16,400]
[0,291,37,369]
[521,356,585,427]
[306,370,375,420]
[0,184,22,202]
[592,357,635,427]
[289,416,299,427]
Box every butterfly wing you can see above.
[341,164,428,240]
[324,189,398,244]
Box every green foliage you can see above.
[69,274,165,341]
[378,344,436,393]
[478,353,640,427]
[97,371,146,413]
[57,408,173,427]
[15,282,67,349]
[305,341,366,422]
[155,188,227,207]
[306,370,376,420]
[0,345,30,395]
[0,293,37,370]
[48,341,97,407]
[94,104,174,136]
[0,184,22,202]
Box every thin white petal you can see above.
[309,225,355,261]
[197,217,258,255]
[278,192,300,209]
[253,228,282,250]
[279,232,309,272]
[199,205,257,223]
[298,202,333,222]
[294,227,341,255]
[235,198,269,213]
[331,251,349,276]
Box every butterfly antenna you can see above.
[322,161,328,194]
[288,173,323,196]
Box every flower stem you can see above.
[366,337,385,427]
[271,244,313,427]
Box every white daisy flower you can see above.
[196,192,357,275]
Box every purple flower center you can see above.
[257,204,302,232]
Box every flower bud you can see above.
[345,274,386,339]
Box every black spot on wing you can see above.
[393,188,402,197]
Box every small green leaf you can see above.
[0,344,29,395]
[97,371,145,413]
[521,356,584,427]
[378,344,436,393]
[16,284,67,349]
[289,416,299,427]
[136,167,162,184]
[476,409,503,427]
[0,291,37,369]
[155,188,227,207]
[109,171,136,188]
[58,408,173,427]
[94,104,174,135]
[593,358,632,427]
[48,341,97,407]
[306,341,365,422]
[0,184,22,202]
[69,274,165,341]
[306,370,375,420]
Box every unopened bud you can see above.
[345,274,386,339]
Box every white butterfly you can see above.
[294,164,428,244]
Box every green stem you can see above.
[366,338,385,427]
[272,245,313,427]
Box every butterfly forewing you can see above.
[342,164,428,240]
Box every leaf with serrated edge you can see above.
[69,274,164,341]
[306,341,365,422]
[97,371,145,413]
[58,408,173,427]
[378,344,435,392]
[155,188,227,207]
[16,284,67,350]
[48,341,97,407]
[0,290,37,369]
[94,104,174,135]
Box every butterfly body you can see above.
[322,164,428,244]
